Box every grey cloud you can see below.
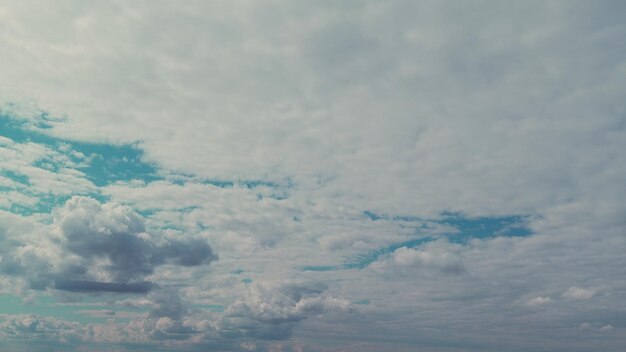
[148,289,188,321]
[135,289,198,341]
[0,254,25,275]
[2,196,217,294]
[53,196,216,290]
[155,239,216,267]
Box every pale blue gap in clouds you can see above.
[0,294,147,324]
[0,109,288,216]
[301,212,532,271]
[0,108,262,326]
[0,111,160,214]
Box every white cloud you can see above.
[0,137,97,213]
[370,241,466,275]
[601,325,614,332]
[0,0,623,219]
[562,287,596,300]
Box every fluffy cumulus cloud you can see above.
[217,281,352,340]
[1,196,216,294]
[0,1,625,351]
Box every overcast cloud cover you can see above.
[0,0,625,351]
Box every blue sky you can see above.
[1,1,626,351]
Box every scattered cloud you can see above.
[0,1,625,351]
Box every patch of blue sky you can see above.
[0,114,161,188]
[0,169,30,185]
[364,210,531,240]
[201,178,290,200]
[0,111,164,216]
[200,179,235,188]
[135,208,159,218]
[69,143,161,187]
[343,237,435,269]
[0,294,146,324]
[439,212,532,244]
[165,172,290,200]
[240,180,282,189]
[301,265,337,272]
[192,304,225,313]
[2,110,292,212]
[363,210,420,222]
[341,211,534,269]
[171,173,286,190]
[160,224,185,232]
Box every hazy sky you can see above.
[0,1,625,351]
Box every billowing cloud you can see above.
[217,281,352,340]
[1,196,216,293]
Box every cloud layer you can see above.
[0,1,625,351]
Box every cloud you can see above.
[240,342,257,351]
[600,325,614,332]
[0,1,625,351]
[1,196,216,294]
[56,196,216,282]
[0,0,623,219]
[0,314,84,342]
[55,196,216,289]
[562,287,596,300]
[0,135,96,209]
[217,281,352,340]
[523,296,552,307]
[369,240,466,275]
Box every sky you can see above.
[0,1,625,351]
